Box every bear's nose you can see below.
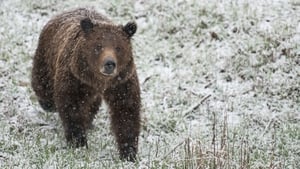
[103,58,116,75]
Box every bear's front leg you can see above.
[104,75,141,162]
[59,104,88,148]
[54,75,92,148]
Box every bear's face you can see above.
[71,18,137,88]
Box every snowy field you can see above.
[0,0,299,168]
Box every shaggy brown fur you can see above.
[31,8,141,161]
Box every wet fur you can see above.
[31,8,141,161]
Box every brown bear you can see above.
[31,8,141,162]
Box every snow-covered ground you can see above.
[0,0,299,168]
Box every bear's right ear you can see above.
[80,18,94,34]
[123,21,137,38]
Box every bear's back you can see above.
[42,8,111,40]
[48,8,111,27]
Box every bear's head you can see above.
[71,18,137,89]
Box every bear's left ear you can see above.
[80,18,94,34]
[123,21,137,38]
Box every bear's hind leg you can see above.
[32,50,55,112]
[38,99,56,112]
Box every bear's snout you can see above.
[102,58,117,76]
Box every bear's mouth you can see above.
[100,67,117,76]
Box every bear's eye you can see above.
[95,44,102,55]
[115,46,121,52]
